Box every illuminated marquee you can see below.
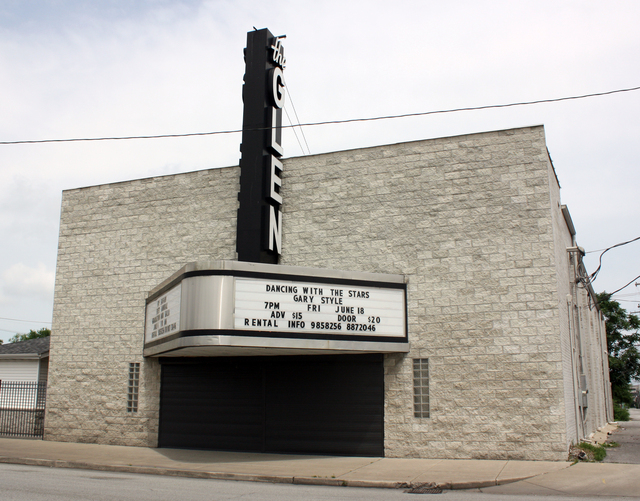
[142,261,409,357]
[234,277,405,337]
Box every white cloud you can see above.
[0,0,638,320]
[1,262,55,302]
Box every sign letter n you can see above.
[268,206,282,253]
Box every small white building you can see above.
[0,337,49,437]
[0,337,49,385]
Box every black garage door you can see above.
[158,354,384,456]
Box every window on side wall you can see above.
[127,362,140,413]
[413,358,429,418]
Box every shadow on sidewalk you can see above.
[154,447,344,465]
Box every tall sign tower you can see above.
[236,28,286,264]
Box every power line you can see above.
[283,106,306,156]
[0,129,240,145]
[588,236,640,283]
[2,85,639,146]
[0,316,52,324]
[283,77,311,155]
[610,274,640,296]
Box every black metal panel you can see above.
[158,358,264,451]
[265,355,384,456]
[158,355,384,456]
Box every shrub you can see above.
[614,404,630,421]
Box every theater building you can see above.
[44,30,612,460]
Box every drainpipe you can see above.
[566,292,581,444]
[567,246,587,441]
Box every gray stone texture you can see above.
[46,126,611,460]
[46,168,239,446]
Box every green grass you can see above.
[577,442,607,461]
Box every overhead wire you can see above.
[283,106,306,156]
[0,316,52,324]
[0,328,21,334]
[587,236,640,284]
[610,274,640,296]
[1,84,639,146]
[283,77,311,154]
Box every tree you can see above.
[596,292,640,406]
[8,327,51,344]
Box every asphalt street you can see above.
[1,412,640,498]
[0,463,637,501]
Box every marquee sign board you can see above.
[236,28,286,264]
[145,283,181,341]
[143,261,409,357]
[234,278,405,337]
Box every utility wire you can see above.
[610,274,640,296]
[283,77,311,154]
[2,85,639,146]
[283,106,306,156]
[588,236,640,283]
[0,316,52,324]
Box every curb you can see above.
[0,457,295,484]
[0,456,530,490]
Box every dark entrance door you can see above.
[158,354,384,456]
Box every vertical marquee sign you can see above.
[237,28,286,264]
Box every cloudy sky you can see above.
[1,0,639,342]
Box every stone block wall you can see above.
[547,163,612,448]
[280,126,570,460]
[46,168,239,445]
[548,166,578,448]
[571,260,613,437]
[48,125,608,459]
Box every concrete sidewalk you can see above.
[0,437,571,490]
[480,462,640,498]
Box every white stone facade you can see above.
[46,126,612,459]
